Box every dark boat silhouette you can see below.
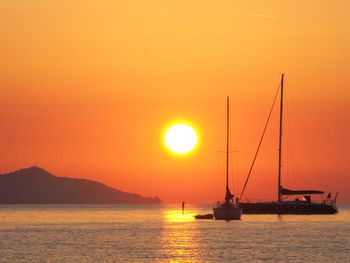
[195,214,214,220]
[239,74,338,214]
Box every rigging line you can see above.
[286,90,312,188]
[239,85,281,200]
[285,92,298,187]
[229,129,237,194]
[291,99,313,187]
[289,89,327,189]
[216,151,224,201]
[230,133,235,194]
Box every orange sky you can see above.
[1,0,349,203]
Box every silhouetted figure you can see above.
[182,201,185,214]
[225,187,234,203]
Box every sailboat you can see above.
[213,96,242,220]
[239,74,338,214]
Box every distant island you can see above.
[0,166,161,204]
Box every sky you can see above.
[1,0,349,203]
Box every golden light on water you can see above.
[158,209,201,261]
[164,123,198,155]
[163,210,196,223]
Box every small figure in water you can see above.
[182,201,185,214]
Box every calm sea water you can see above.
[0,204,349,262]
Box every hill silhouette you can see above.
[0,166,161,204]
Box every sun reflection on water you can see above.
[163,209,196,223]
[157,209,202,262]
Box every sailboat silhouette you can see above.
[239,74,338,214]
[213,96,242,220]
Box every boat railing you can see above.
[214,200,239,208]
[239,198,278,203]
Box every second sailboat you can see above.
[213,96,242,220]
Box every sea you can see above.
[0,204,349,262]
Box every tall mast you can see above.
[226,96,230,191]
[278,74,284,202]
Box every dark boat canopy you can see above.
[280,186,324,195]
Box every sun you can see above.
[164,124,198,154]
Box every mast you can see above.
[278,74,284,202]
[226,96,229,191]
[224,96,234,203]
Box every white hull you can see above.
[213,205,242,220]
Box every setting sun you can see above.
[164,124,198,154]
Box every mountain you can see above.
[0,166,161,204]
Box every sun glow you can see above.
[164,124,198,154]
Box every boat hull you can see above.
[240,202,338,214]
[213,206,242,220]
[195,214,214,220]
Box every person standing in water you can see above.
[182,201,185,214]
